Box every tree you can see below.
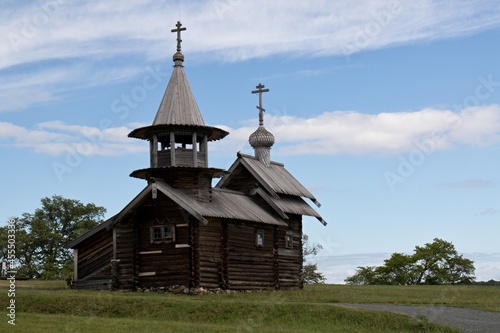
[302,234,327,284]
[1,195,105,279]
[345,238,475,285]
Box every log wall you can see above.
[226,222,276,290]
[132,195,191,288]
[198,218,223,289]
[114,221,135,289]
[277,215,303,289]
[76,228,113,282]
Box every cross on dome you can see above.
[251,83,269,126]
[171,21,186,52]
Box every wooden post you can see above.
[192,132,197,167]
[221,220,229,289]
[273,226,280,290]
[151,135,158,167]
[73,249,78,282]
[202,135,208,166]
[170,132,176,166]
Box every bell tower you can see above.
[128,21,228,199]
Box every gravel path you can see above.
[334,303,500,333]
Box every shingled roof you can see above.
[218,153,320,204]
[66,178,288,249]
[216,153,326,225]
[152,61,205,127]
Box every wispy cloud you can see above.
[1,0,500,111]
[435,179,495,190]
[3,104,500,157]
[0,120,146,156]
[3,0,500,66]
[480,208,499,216]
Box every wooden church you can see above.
[66,22,327,291]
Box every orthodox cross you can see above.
[171,21,186,52]
[251,83,269,126]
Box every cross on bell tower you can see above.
[128,20,228,193]
[252,83,269,126]
[171,21,186,52]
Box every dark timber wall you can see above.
[227,222,276,290]
[277,215,303,289]
[198,218,224,289]
[74,228,113,289]
[133,195,191,288]
[114,221,135,289]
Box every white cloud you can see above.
[2,0,499,67]
[3,104,500,157]
[216,104,500,156]
[0,121,146,156]
[1,1,500,110]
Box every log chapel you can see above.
[66,21,327,290]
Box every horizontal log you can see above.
[228,279,275,286]
[228,276,275,283]
[199,266,219,273]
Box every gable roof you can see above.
[251,188,327,226]
[66,179,287,249]
[217,153,321,206]
[154,179,287,226]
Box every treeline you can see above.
[1,196,105,279]
[472,280,500,286]
[345,238,476,285]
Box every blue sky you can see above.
[1,0,500,283]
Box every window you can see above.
[255,231,264,247]
[285,233,293,249]
[150,226,175,243]
[152,227,162,241]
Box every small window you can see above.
[150,226,175,243]
[256,231,264,247]
[285,233,293,249]
[163,227,174,240]
[152,227,162,241]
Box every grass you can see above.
[2,281,498,332]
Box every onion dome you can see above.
[249,125,275,148]
[249,83,274,166]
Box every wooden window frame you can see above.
[285,232,293,249]
[150,225,176,243]
[255,230,264,247]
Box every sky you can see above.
[1,0,500,283]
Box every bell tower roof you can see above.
[152,21,205,127]
[129,21,228,141]
[128,21,228,183]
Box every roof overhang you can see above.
[128,124,229,142]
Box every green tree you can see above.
[1,195,105,279]
[345,238,475,285]
[302,234,327,284]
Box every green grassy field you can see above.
[1,281,499,332]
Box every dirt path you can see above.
[334,303,500,333]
